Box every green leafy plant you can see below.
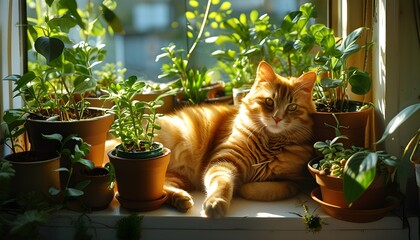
[269,3,319,78]
[43,133,94,201]
[313,136,398,206]
[207,9,269,90]
[156,44,210,104]
[290,202,325,233]
[0,109,27,154]
[156,0,229,104]
[372,103,420,192]
[4,0,124,121]
[312,111,400,206]
[107,76,164,152]
[207,3,318,92]
[92,62,127,97]
[313,26,373,112]
[328,103,420,205]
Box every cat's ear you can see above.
[255,61,276,84]
[294,72,317,94]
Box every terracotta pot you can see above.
[108,147,171,211]
[75,167,115,211]
[312,103,373,148]
[4,151,61,200]
[25,108,114,167]
[307,158,386,210]
[133,91,176,114]
[311,188,399,223]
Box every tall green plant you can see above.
[207,10,270,90]
[313,27,373,112]
[156,0,230,104]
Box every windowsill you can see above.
[41,191,419,240]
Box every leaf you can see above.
[76,159,94,170]
[75,179,91,190]
[65,187,84,197]
[34,36,64,63]
[58,0,85,30]
[54,167,69,173]
[320,78,342,88]
[41,133,63,142]
[219,1,231,11]
[49,187,61,196]
[73,77,96,93]
[339,27,366,60]
[101,4,125,34]
[10,210,50,237]
[349,69,371,95]
[343,152,377,206]
[376,103,420,144]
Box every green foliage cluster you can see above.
[156,0,231,104]
[5,0,123,121]
[107,76,164,152]
[208,3,319,91]
[208,2,372,111]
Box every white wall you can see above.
[373,0,420,158]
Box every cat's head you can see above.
[241,61,316,136]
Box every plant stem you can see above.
[186,0,212,61]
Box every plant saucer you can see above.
[116,192,168,212]
[311,188,400,223]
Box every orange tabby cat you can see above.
[156,61,316,218]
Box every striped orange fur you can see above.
[156,61,317,218]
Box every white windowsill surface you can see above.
[41,190,419,240]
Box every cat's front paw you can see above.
[202,197,229,218]
[169,191,194,212]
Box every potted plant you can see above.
[0,109,61,201]
[310,23,374,147]
[308,134,400,223]
[3,0,124,166]
[309,103,420,222]
[156,0,232,106]
[42,133,115,212]
[106,75,171,211]
[75,163,116,211]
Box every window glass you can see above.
[25,0,328,83]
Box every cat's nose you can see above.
[272,116,281,124]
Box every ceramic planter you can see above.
[307,158,400,222]
[73,167,115,211]
[312,103,373,148]
[25,108,114,167]
[4,151,61,200]
[108,146,171,211]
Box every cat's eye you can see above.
[265,98,274,107]
[287,103,297,111]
